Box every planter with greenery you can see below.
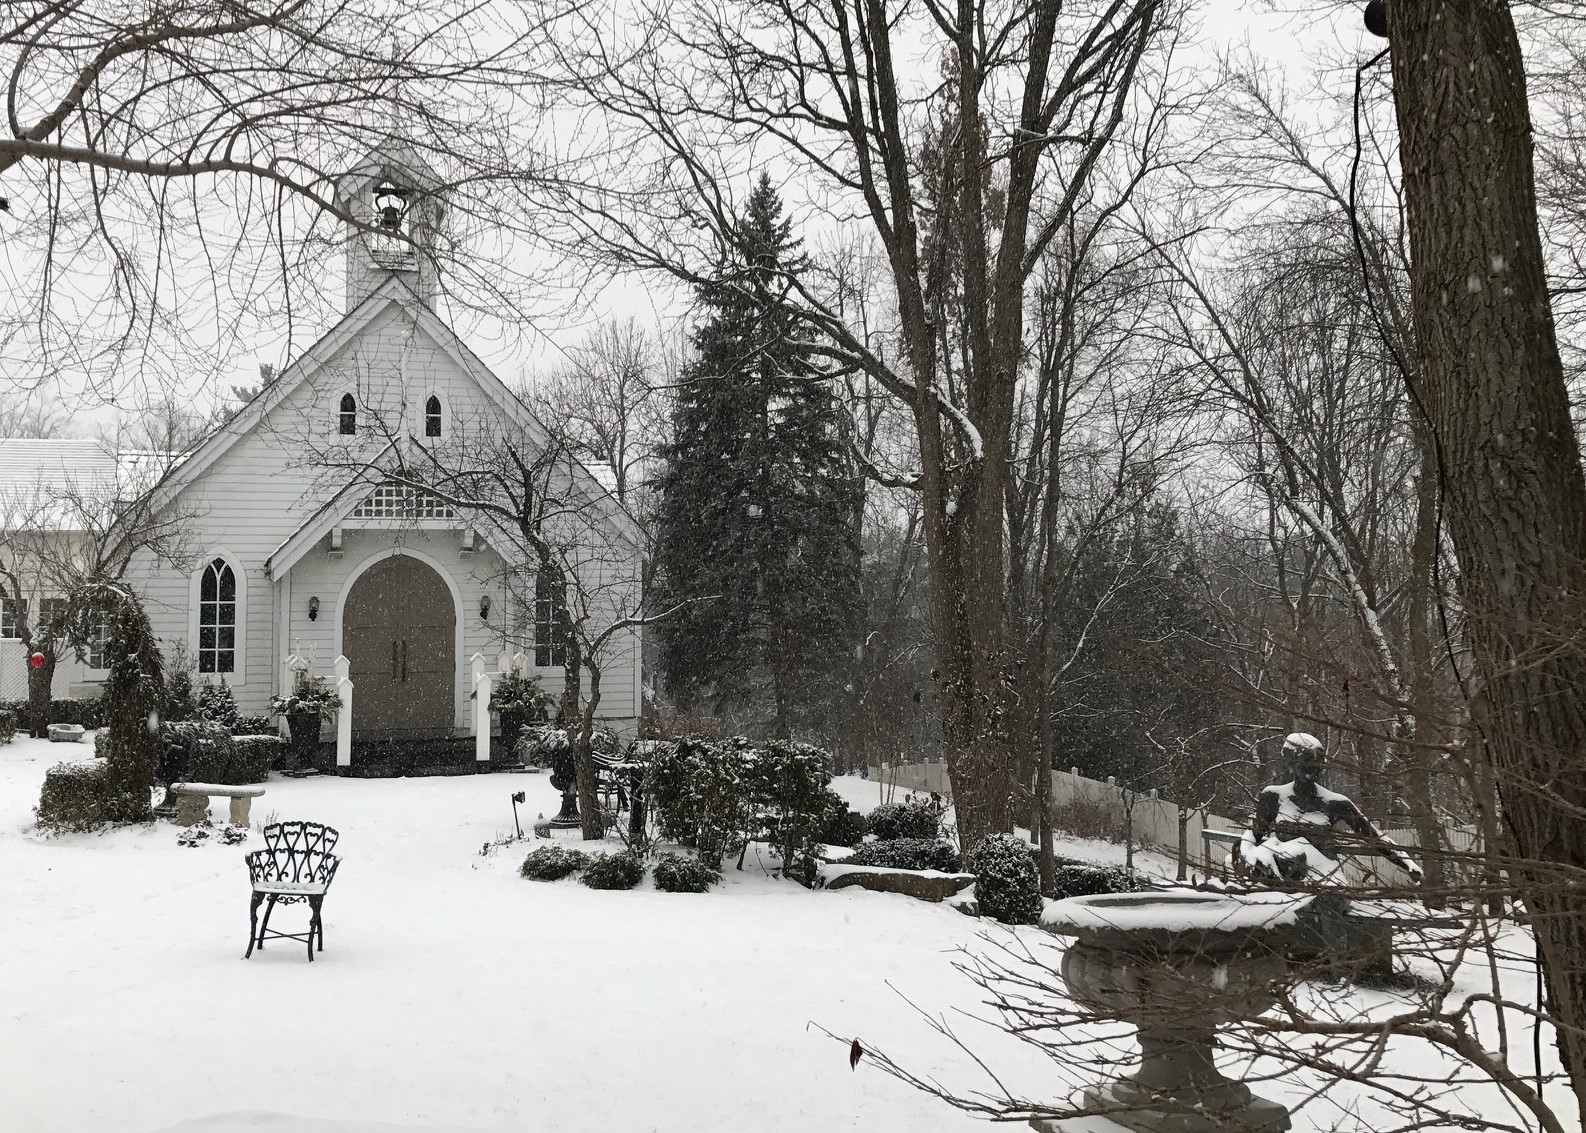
[269,677,343,766]
[488,671,555,753]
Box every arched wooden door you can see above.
[343,555,455,732]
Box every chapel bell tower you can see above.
[336,143,446,313]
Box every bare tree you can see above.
[0,450,192,734]
[2,0,559,408]
[536,0,1183,851]
[521,317,674,515]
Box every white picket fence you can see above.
[867,760,1481,878]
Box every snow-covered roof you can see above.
[585,461,619,496]
[0,439,178,532]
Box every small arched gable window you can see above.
[198,558,238,674]
[425,395,442,437]
[339,393,357,435]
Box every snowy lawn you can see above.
[1,737,1570,1133]
[2,737,1058,1133]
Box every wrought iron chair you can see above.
[244,821,341,961]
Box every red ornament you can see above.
[28,651,46,670]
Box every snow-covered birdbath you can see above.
[1036,889,1310,1133]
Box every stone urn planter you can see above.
[1036,889,1311,1133]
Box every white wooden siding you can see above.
[120,297,640,727]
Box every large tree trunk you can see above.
[1389,0,1586,1110]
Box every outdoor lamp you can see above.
[372,180,410,230]
[308,596,320,622]
[480,594,492,621]
[1363,0,1387,37]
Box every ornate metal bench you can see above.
[244,821,340,962]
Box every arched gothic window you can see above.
[339,393,357,435]
[198,559,237,674]
[425,395,442,437]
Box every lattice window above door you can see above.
[350,481,457,520]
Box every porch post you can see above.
[475,672,493,764]
[468,652,486,736]
[333,654,353,769]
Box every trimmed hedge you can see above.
[869,796,943,841]
[580,852,646,890]
[0,697,105,729]
[966,833,1044,926]
[0,709,15,745]
[652,852,720,893]
[519,844,591,881]
[36,760,121,832]
[1050,863,1144,901]
[846,837,962,873]
[162,723,275,785]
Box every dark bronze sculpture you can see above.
[1242,733,1422,883]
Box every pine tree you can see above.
[654,174,861,736]
[99,590,166,821]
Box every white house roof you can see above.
[0,439,181,532]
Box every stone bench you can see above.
[171,782,267,827]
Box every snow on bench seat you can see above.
[170,783,267,827]
[171,783,267,797]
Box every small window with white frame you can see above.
[86,612,110,669]
[0,594,25,639]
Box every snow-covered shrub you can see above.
[966,833,1043,925]
[1049,863,1143,901]
[232,715,275,737]
[0,709,15,745]
[580,852,646,890]
[815,789,866,847]
[746,740,833,870]
[869,795,943,841]
[648,738,755,869]
[228,736,284,782]
[648,737,835,873]
[652,852,719,893]
[846,837,962,873]
[519,843,591,881]
[35,759,119,832]
[0,697,105,728]
[163,670,198,723]
[195,681,239,731]
[98,597,166,820]
[163,721,233,780]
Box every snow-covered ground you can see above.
[0,736,1571,1133]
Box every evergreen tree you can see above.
[99,590,166,821]
[654,174,861,736]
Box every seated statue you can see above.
[1241,733,1422,884]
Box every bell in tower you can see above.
[335,144,446,313]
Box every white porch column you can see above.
[475,672,493,763]
[468,652,486,736]
[334,654,353,769]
